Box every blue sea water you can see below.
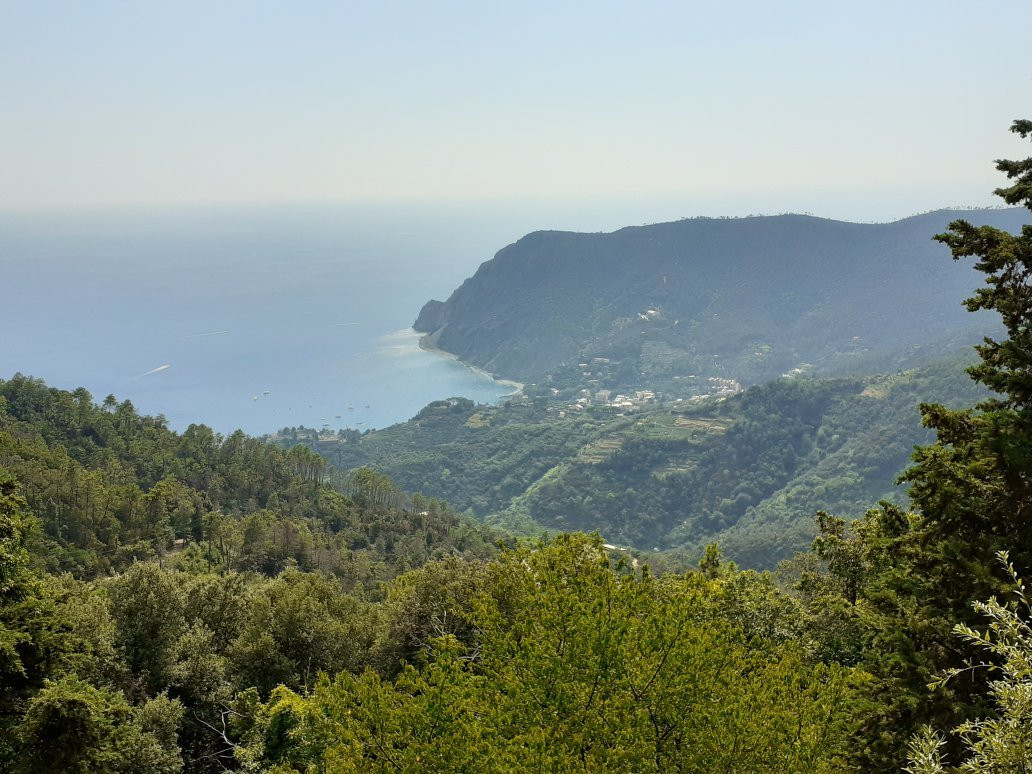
[0,204,527,435]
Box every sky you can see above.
[2,0,1031,223]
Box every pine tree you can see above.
[909,117,1032,585]
[815,119,1032,770]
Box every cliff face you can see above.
[413,299,446,333]
[413,209,1028,385]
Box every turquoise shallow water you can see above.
[1,205,518,434]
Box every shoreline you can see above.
[415,330,524,397]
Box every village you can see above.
[548,375,743,418]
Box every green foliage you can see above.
[906,729,947,774]
[307,355,983,567]
[699,541,724,578]
[791,117,1032,771]
[0,470,40,680]
[0,376,516,770]
[908,552,1032,773]
[374,555,489,675]
[106,562,187,692]
[15,676,184,773]
[227,570,376,695]
[43,573,128,688]
[0,469,53,763]
[0,374,504,586]
[240,535,861,772]
[4,120,1032,773]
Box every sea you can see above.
[0,203,547,435]
[4,194,959,436]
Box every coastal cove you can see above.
[417,329,524,396]
[1,205,524,435]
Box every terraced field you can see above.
[578,437,624,464]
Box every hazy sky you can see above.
[2,0,1031,220]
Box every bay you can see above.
[0,204,525,434]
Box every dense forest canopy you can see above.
[1,118,1031,771]
[0,376,502,584]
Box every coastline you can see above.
[415,329,524,397]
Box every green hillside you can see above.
[0,374,504,584]
[414,208,1026,395]
[278,354,984,568]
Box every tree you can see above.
[907,552,1032,774]
[16,676,184,773]
[374,555,489,675]
[903,117,1032,650]
[105,563,186,693]
[0,469,53,764]
[699,541,724,578]
[915,117,1032,551]
[240,535,859,772]
[0,469,43,690]
[143,477,198,546]
[821,118,1032,770]
[226,570,376,695]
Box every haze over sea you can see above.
[1,204,550,435]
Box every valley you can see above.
[273,352,984,568]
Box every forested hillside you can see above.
[284,354,984,567]
[0,375,511,770]
[2,119,1032,773]
[0,376,865,771]
[414,208,1026,394]
[0,375,502,584]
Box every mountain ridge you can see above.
[414,208,1027,392]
